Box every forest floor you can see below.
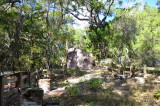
[44,67,160,106]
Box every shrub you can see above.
[29,82,36,88]
[87,78,102,91]
[50,82,56,88]
[67,68,85,76]
[154,91,160,99]
[65,85,80,97]
[84,102,96,106]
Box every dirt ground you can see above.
[4,67,160,106]
[44,67,160,106]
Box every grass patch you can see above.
[154,91,160,99]
[65,84,80,97]
[67,68,86,77]
[86,78,102,91]
[46,67,160,105]
[93,70,102,73]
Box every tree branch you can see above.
[60,3,89,21]
[94,15,97,25]
[102,0,114,22]
[69,11,89,21]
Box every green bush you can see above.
[154,91,160,99]
[50,82,56,88]
[87,78,102,91]
[65,85,80,97]
[29,82,36,88]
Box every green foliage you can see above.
[73,29,86,49]
[50,82,56,88]
[156,0,160,12]
[85,25,112,59]
[67,68,86,77]
[87,78,102,91]
[154,91,160,99]
[65,85,80,97]
[133,6,160,66]
[84,102,96,106]
[0,0,159,76]
[0,0,75,72]
[19,55,33,70]
[29,82,37,88]
[109,12,137,67]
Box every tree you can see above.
[133,6,160,66]
[157,0,160,12]
[57,0,115,29]
[0,0,75,73]
[106,9,137,74]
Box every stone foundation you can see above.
[38,79,51,94]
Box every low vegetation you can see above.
[46,67,160,106]
[154,91,160,100]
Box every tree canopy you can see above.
[0,0,160,73]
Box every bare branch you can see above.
[69,11,89,21]
[60,3,89,21]
[75,9,89,18]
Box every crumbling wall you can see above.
[66,48,94,69]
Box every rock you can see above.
[43,99,60,106]
[113,73,118,79]
[4,94,20,106]
[118,75,127,80]
[66,48,94,69]
[38,79,50,94]
[22,88,43,106]
[135,77,145,84]
[22,101,41,106]
[158,76,160,80]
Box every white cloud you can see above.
[72,6,90,29]
[73,19,89,29]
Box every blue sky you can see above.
[144,0,158,8]
[120,0,158,9]
[105,0,159,21]
[74,0,159,29]
[105,0,158,21]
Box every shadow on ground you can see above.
[46,68,160,106]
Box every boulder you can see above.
[135,77,145,84]
[21,88,43,106]
[118,75,127,80]
[38,79,50,94]
[158,76,160,80]
[66,48,94,69]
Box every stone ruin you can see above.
[21,87,61,106]
[66,48,95,69]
